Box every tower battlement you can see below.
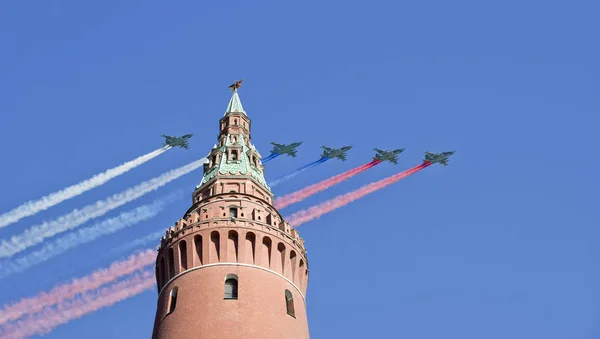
[152,82,310,339]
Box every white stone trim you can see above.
[158,262,306,302]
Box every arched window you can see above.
[168,287,178,315]
[159,257,166,288]
[285,290,295,317]
[179,241,188,271]
[168,248,175,278]
[224,274,238,300]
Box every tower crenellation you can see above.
[152,81,310,339]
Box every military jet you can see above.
[162,134,193,149]
[269,142,302,157]
[373,148,405,164]
[321,145,352,161]
[423,151,455,166]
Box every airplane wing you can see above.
[374,148,384,154]
[291,151,297,157]
[391,158,398,164]
[440,159,448,166]
[271,142,283,147]
[339,154,347,161]
[321,146,332,151]
[425,151,435,157]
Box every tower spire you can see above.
[224,80,246,116]
[152,81,310,339]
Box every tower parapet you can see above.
[152,82,310,339]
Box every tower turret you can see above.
[152,82,310,339]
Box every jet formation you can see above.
[321,145,352,161]
[373,148,405,164]
[162,134,193,149]
[423,151,455,166]
[269,142,302,157]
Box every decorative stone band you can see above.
[158,262,306,303]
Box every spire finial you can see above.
[224,79,246,116]
[228,79,244,92]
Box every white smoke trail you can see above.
[0,147,171,229]
[0,191,183,280]
[0,158,205,258]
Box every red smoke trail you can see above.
[0,249,155,325]
[0,270,156,339]
[286,162,430,226]
[275,159,381,210]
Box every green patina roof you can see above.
[197,134,270,192]
[224,90,246,116]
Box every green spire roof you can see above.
[197,134,270,191]
[224,90,246,116]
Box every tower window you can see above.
[224,274,238,300]
[168,287,178,315]
[231,150,238,161]
[234,119,238,125]
[229,207,238,218]
[285,290,295,317]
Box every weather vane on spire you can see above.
[229,79,244,92]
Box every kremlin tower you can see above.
[151,81,310,339]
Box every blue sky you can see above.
[0,0,598,338]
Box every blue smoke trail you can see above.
[262,153,279,163]
[109,230,164,255]
[268,157,329,187]
[0,191,183,280]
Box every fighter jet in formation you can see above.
[373,148,405,164]
[162,134,193,149]
[424,151,455,166]
[269,142,302,157]
[321,145,352,161]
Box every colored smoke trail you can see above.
[0,158,205,259]
[0,146,170,229]
[286,163,430,226]
[0,191,182,280]
[109,230,164,256]
[0,249,155,326]
[268,157,329,187]
[261,153,278,163]
[0,270,156,338]
[275,159,381,210]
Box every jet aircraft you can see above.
[373,148,405,164]
[321,145,352,161]
[423,151,455,166]
[269,142,302,157]
[162,134,193,149]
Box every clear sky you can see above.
[0,0,598,338]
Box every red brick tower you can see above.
[152,82,310,339]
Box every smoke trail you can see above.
[0,191,182,280]
[261,153,278,163]
[286,163,430,226]
[0,158,205,258]
[275,160,381,210]
[0,147,170,229]
[0,249,155,326]
[109,230,164,256]
[0,270,156,338]
[268,157,329,187]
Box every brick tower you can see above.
[152,82,310,339]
